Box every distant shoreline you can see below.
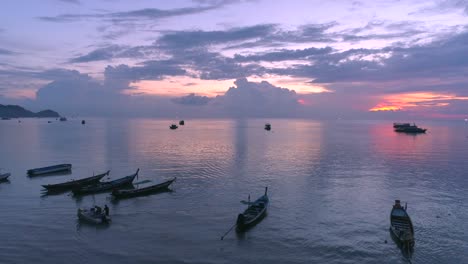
[0,104,60,118]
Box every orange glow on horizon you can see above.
[369,92,468,112]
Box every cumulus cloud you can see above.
[172,93,212,105]
[211,78,299,117]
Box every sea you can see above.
[0,118,467,264]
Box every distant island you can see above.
[0,104,60,118]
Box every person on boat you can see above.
[104,205,109,216]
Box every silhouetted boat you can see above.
[81,120,85,125]
[111,177,176,199]
[42,170,110,192]
[170,124,178,130]
[0,172,10,182]
[59,117,67,121]
[236,187,269,232]
[265,123,271,131]
[27,164,72,176]
[179,120,185,125]
[393,123,411,128]
[77,206,110,224]
[72,169,139,195]
[395,124,427,133]
[390,200,414,248]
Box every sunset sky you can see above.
[1,0,468,119]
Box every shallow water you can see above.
[0,118,467,263]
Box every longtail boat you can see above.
[111,177,176,199]
[72,169,138,195]
[390,200,415,248]
[42,170,110,192]
[236,187,269,232]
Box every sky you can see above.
[1,0,468,119]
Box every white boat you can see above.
[0,172,10,181]
[77,206,110,224]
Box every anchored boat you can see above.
[390,200,415,248]
[170,124,178,130]
[72,169,138,195]
[42,170,110,192]
[236,187,269,232]
[111,177,176,199]
[265,123,271,131]
[27,164,72,176]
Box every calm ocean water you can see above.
[0,118,467,264]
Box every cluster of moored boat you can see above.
[4,164,177,225]
[2,163,416,251]
[393,122,427,133]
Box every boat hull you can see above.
[112,178,175,199]
[73,169,138,195]
[236,194,269,232]
[42,170,109,192]
[27,164,72,176]
[390,205,414,248]
[77,209,110,225]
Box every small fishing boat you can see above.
[170,124,178,130]
[42,170,110,192]
[236,187,269,232]
[72,169,139,195]
[264,123,271,131]
[390,200,415,248]
[77,205,110,224]
[81,120,85,125]
[393,123,411,128]
[0,172,11,182]
[111,177,176,199]
[59,117,67,121]
[27,164,72,176]
[179,120,185,125]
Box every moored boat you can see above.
[27,164,72,176]
[236,187,269,232]
[59,117,67,121]
[111,177,176,199]
[42,170,110,192]
[179,120,185,125]
[72,169,139,195]
[0,172,11,182]
[264,123,271,131]
[77,205,110,224]
[395,124,427,133]
[170,124,178,130]
[390,200,415,248]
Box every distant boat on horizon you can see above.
[264,123,271,131]
[170,124,178,130]
[394,123,427,133]
[59,117,67,121]
[179,120,185,125]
